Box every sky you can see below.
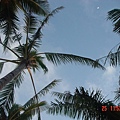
[0,0,120,120]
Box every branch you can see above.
[0,58,20,64]
[0,37,20,58]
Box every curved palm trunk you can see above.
[0,61,26,90]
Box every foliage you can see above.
[0,3,105,120]
[107,9,120,34]
[0,79,59,120]
[0,0,49,49]
[48,87,120,120]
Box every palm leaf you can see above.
[0,37,21,58]
[0,62,4,74]
[0,73,24,116]
[13,44,26,57]
[30,6,64,51]
[48,87,119,120]
[8,104,23,120]
[14,72,24,88]
[17,0,49,16]
[24,13,38,35]
[35,55,48,73]
[114,88,120,103]
[0,106,7,120]
[16,101,46,120]
[108,9,120,34]
[0,81,14,115]
[37,6,64,32]
[100,51,120,67]
[97,42,120,67]
[12,32,22,43]
[7,101,47,120]
[24,80,60,109]
[0,0,50,51]
[28,37,42,53]
[0,1,19,49]
[114,78,120,104]
[44,52,105,69]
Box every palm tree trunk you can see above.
[0,61,26,90]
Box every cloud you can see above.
[86,66,118,100]
[102,66,116,81]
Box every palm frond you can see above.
[27,50,48,73]
[108,9,120,22]
[19,101,47,120]
[35,55,48,73]
[18,0,49,16]
[0,106,7,120]
[8,101,47,120]
[36,0,50,15]
[114,88,120,103]
[37,6,64,32]
[0,58,20,64]
[114,77,120,104]
[43,52,105,69]
[0,81,14,115]
[52,91,73,103]
[24,13,38,34]
[108,9,120,34]
[0,73,24,117]
[0,62,4,74]
[31,26,42,43]
[14,72,24,88]
[0,1,19,49]
[28,37,42,53]
[0,37,20,58]
[24,80,60,109]
[38,79,60,96]
[48,87,117,120]
[12,32,22,43]
[8,104,23,120]
[100,51,120,67]
[13,44,26,57]
[97,42,120,67]
[30,6,64,51]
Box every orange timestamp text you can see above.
[102,106,120,112]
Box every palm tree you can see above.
[48,87,120,120]
[0,77,59,120]
[0,6,104,120]
[0,6,104,90]
[0,0,49,49]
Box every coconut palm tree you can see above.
[48,87,120,120]
[0,0,49,49]
[0,6,104,90]
[0,77,59,120]
[0,6,104,120]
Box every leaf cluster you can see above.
[48,87,120,120]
